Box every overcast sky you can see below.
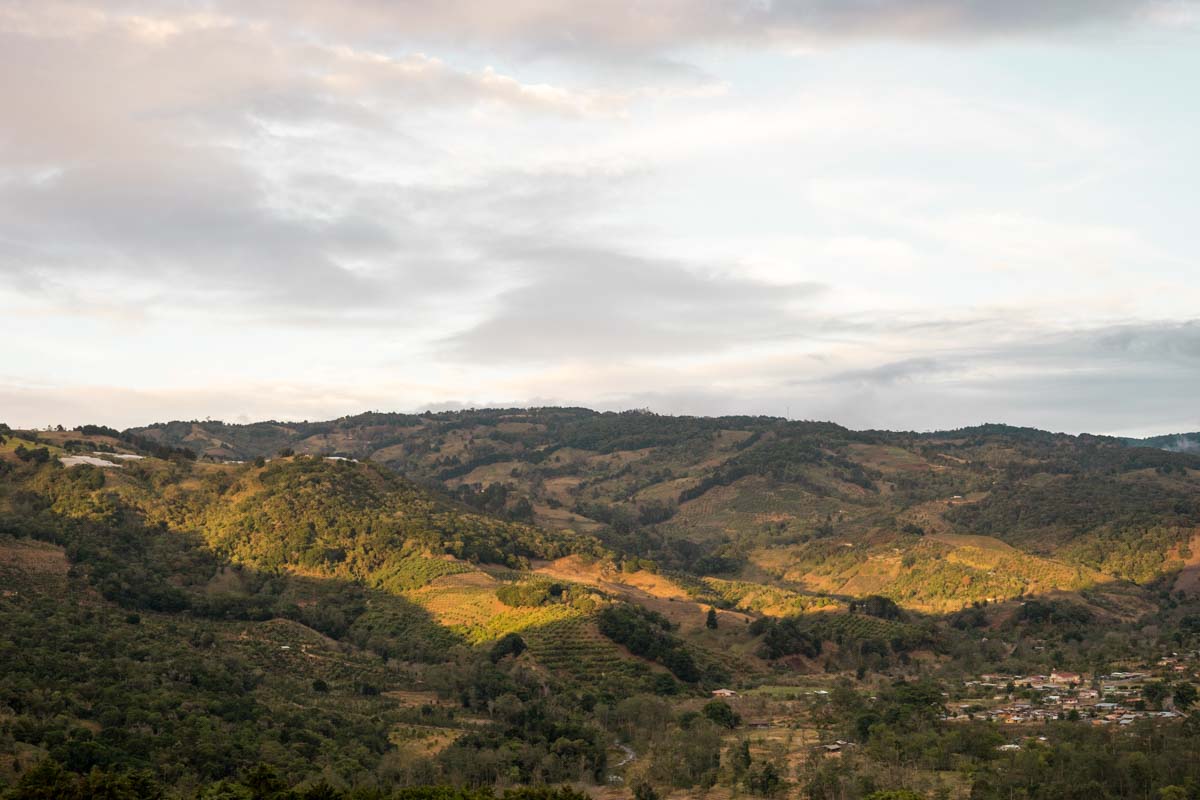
[2,1,1199,435]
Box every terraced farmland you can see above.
[373,553,476,592]
[801,612,930,650]
[524,617,653,685]
[703,577,838,616]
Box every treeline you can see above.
[0,571,396,787]
[554,410,755,454]
[571,500,676,533]
[597,604,700,683]
[1,760,592,800]
[495,581,596,613]
[751,616,824,660]
[75,424,197,461]
[946,473,1200,545]
[1063,525,1193,583]
[452,483,535,524]
[914,426,1200,479]
[678,431,881,503]
[751,611,933,672]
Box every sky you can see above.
[2,0,1199,435]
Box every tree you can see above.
[633,782,659,800]
[488,632,527,663]
[14,445,50,464]
[1173,682,1197,711]
[849,595,902,620]
[730,739,752,777]
[196,781,253,799]
[5,758,77,800]
[1143,681,1171,710]
[702,699,740,729]
[744,761,783,797]
[508,496,534,523]
[706,608,719,629]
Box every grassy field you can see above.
[406,572,586,644]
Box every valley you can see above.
[2,412,1200,799]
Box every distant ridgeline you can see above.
[124,410,1200,594]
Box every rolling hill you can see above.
[4,414,1200,798]
[124,410,1200,609]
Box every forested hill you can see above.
[0,434,624,790]
[5,420,1200,798]
[0,439,602,584]
[121,410,1200,601]
[126,411,1193,462]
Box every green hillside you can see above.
[126,410,1200,609]
[4,417,1200,799]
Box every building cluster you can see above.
[948,655,1198,727]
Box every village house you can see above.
[1050,670,1082,685]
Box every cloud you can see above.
[804,320,1200,433]
[526,319,1200,435]
[1,0,1197,439]
[821,357,954,386]
[440,244,825,361]
[0,3,639,315]
[220,0,1182,55]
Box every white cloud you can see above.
[1,0,1197,435]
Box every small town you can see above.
[947,654,1200,728]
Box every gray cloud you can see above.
[1,1,1181,322]
[808,320,1200,433]
[441,244,825,361]
[809,321,1200,390]
[0,4,636,316]
[820,357,954,386]
[755,0,1166,39]
[536,319,1200,436]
